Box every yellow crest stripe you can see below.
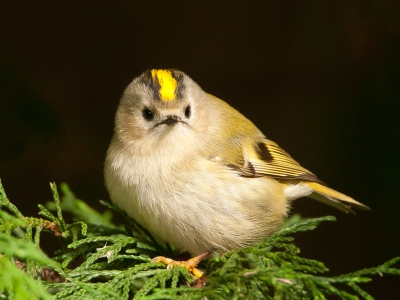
[151,69,177,101]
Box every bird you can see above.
[104,69,369,276]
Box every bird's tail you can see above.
[306,181,370,214]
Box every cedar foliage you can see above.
[0,180,399,299]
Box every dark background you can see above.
[1,2,399,298]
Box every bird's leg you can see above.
[152,250,211,278]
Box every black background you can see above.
[1,2,399,298]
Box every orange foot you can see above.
[152,251,210,278]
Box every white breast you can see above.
[105,135,289,255]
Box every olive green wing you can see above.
[222,138,369,213]
[239,139,322,183]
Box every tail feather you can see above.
[306,182,370,214]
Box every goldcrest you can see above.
[105,69,369,256]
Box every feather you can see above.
[228,138,324,184]
[306,181,370,213]
[220,137,369,212]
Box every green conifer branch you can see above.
[0,179,399,299]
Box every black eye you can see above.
[184,105,191,118]
[142,107,154,121]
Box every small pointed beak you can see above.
[157,115,181,126]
